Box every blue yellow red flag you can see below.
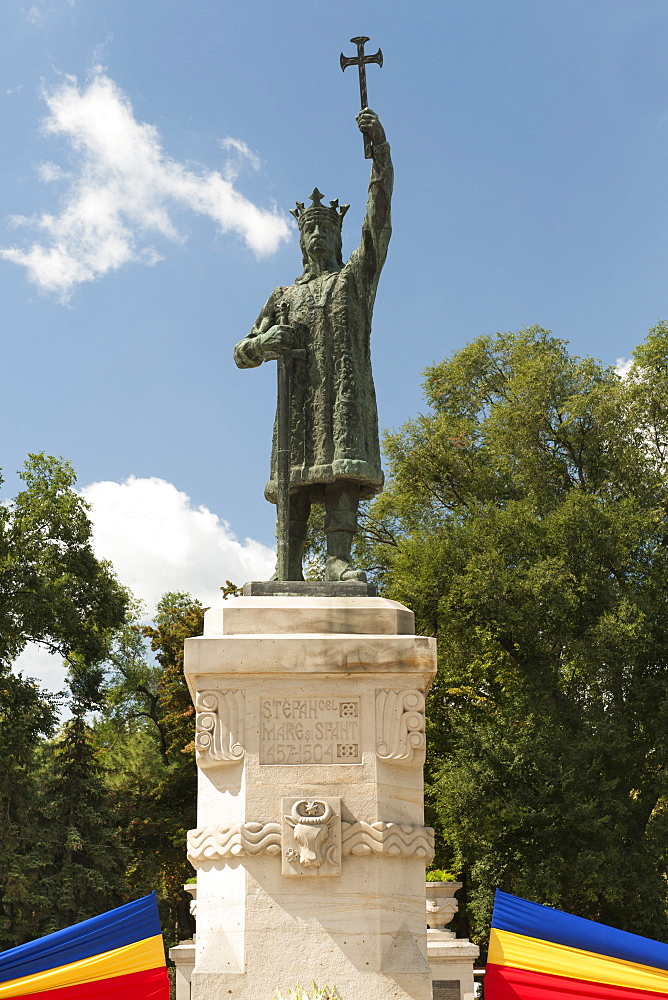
[0,892,170,999]
[486,890,668,999]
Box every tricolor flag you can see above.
[0,892,170,999]
[486,889,668,999]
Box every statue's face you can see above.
[300,215,340,263]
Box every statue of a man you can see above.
[234,109,392,581]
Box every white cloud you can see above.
[220,137,262,181]
[80,476,275,612]
[1,69,291,299]
[13,476,275,695]
[36,160,65,182]
[615,356,634,378]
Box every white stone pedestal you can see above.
[425,882,479,1000]
[183,596,437,1000]
[427,931,479,1000]
[170,941,196,1000]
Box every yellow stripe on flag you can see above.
[0,934,165,998]
[489,928,668,995]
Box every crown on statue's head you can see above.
[290,188,350,229]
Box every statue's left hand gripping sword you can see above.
[340,35,383,159]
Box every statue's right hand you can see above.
[259,324,297,358]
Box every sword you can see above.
[269,303,304,580]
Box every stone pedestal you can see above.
[170,941,196,1000]
[183,596,437,1000]
[425,882,479,1000]
[168,884,197,1000]
[427,932,479,1000]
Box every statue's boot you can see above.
[324,530,367,582]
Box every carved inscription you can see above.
[260,697,361,764]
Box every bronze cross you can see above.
[340,36,383,158]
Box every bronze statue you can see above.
[234,107,392,581]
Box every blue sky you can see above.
[4,0,668,635]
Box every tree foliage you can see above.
[369,324,668,947]
[0,455,214,948]
[0,454,129,667]
[0,455,129,947]
[98,593,205,945]
[0,674,57,948]
[34,711,129,936]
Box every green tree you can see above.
[0,454,129,946]
[99,593,206,945]
[35,715,128,934]
[0,454,129,667]
[370,325,668,948]
[0,675,57,948]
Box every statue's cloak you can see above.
[234,143,393,505]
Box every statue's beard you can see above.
[305,247,338,269]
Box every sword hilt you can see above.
[265,303,305,361]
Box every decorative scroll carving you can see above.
[195,689,245,767]
[282,797,341,876]
[376,689,426,765]
[341,821,434,860]
[187,823,281,866]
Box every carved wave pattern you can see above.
[188,820,434,865]
[376,689,426,765]
[195,689,245,766]
[187,822,281,865]
[342,821,434,860]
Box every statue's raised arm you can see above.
[353,108,393,295]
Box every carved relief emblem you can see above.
[281,797,341,876]
[375,689,426,766]
[195,689,245,767]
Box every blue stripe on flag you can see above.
[491,890,668,972]
[0,893,162,983]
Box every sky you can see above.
[4,0,668,687]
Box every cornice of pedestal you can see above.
[184,632,437,699]
[203,595,417,637]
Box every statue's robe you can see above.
[234,142,393,505]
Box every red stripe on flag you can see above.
[6,966,170,999]
[485,963,668,1000]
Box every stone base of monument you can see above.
[183,594,437,1000]
[427,931,479,1000]
[171,940,196,1000]
[424,881,479,1000]
[169,882,481,1000]
[242,580,377,597]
